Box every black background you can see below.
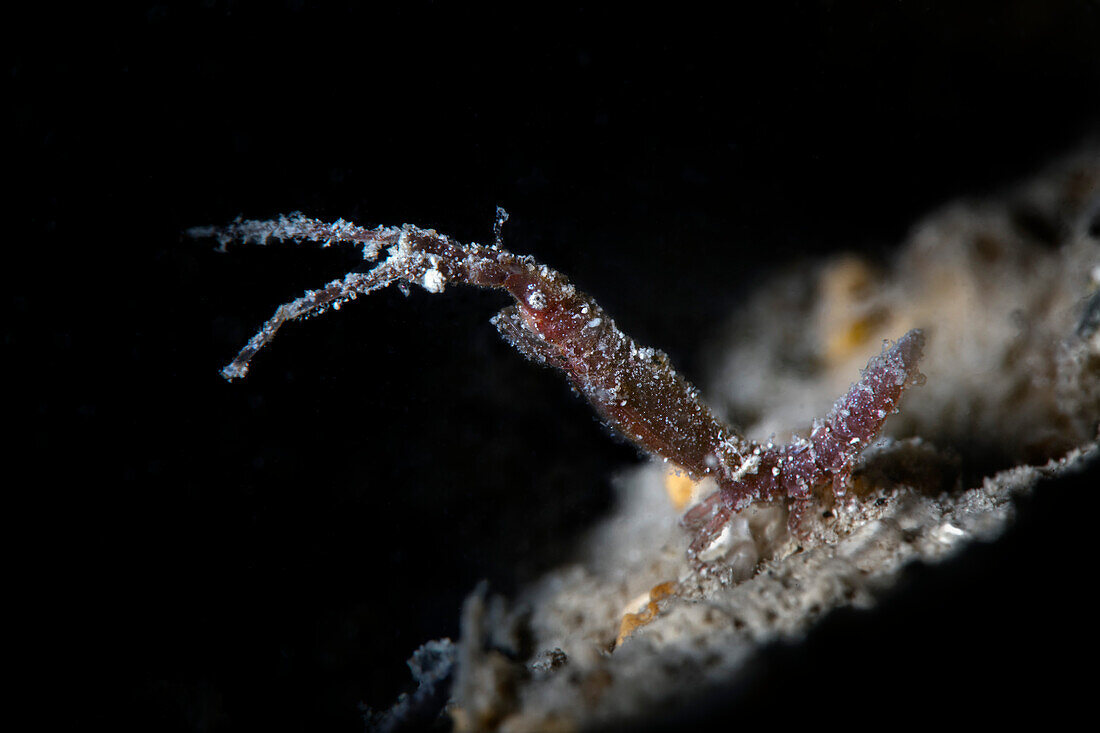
[10,1,1100,730]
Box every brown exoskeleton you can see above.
[191,209,925,559]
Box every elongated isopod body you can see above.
[192,211,924,560]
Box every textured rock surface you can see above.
[396,147,1100,731]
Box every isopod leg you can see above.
[490,306,563,367]
[682,491,734,559]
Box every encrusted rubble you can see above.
[385,145,1100,731]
